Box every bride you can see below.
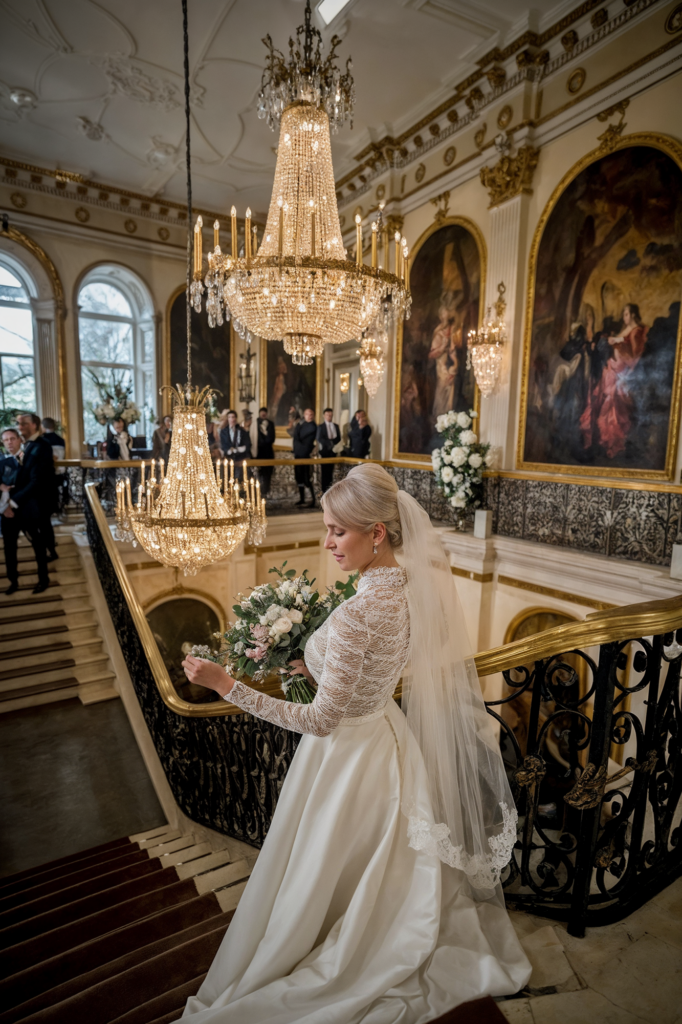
[179,464,531,1022]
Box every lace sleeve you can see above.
[226,597,368,737]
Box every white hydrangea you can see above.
[450,494,466,508]
[265,604,286,624]
[485,451,494,467]
[446,410,457,426]
[450,447,467,468]
[442,453,452,465]
[441,465,455,483]
[468,453,483,469]
[456,411,472,429]
[435,414,448,433]
[460,429,477,445]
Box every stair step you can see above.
[159,843,212,869]
[193,860,251,895]
[0,603,94,631]
[138,831,183,851]
[0,622,99,649]
[0,584,88,608]
[0,676,80,703]
[175,850,234,881]
[147,836,197,858]
[0,656,111,691]
[128,825,173,843]
[0,639,104,672]
[0,623,69,642]
[216,880,248,913]
[0,640,72,662]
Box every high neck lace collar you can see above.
[357,565,407,591]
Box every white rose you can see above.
[485,452,494,467]
[295,593,304,606]
[460,429,477,445]
[442,453,452,465]
[273,616,293,633]
[443,440,453,450]
[441,466,455,483]
[450,447,467,468]
[288,608,303,624]
[431,450,441,467]
[435,414,447,433]
[450,495,466,508]
[456,411,471,429]
[468,453,483,468]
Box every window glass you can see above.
[0,306,34,355]
[81,367,134,444]
[1,356,36,410]
[79,282,132,318]
[0,266,29,304]
[79,318,133,364]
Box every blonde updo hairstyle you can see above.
[320,464,403,551]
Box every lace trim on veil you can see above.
[407,802,517,890]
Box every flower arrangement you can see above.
[88,371,142,427]
[431,409,492,512]
[191,563,358,704]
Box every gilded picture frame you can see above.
[517,133,682,481]
[259,338,323,439]
[392,216,485,462]
[163,285,232,416]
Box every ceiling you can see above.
[0,0,572,217]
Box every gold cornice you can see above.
[2,206,187,252]
[476,595,682,677]
[393,215,486,461]
[480,144,541,208]
[1,225,69,445]
[452,566,494,584]
[491,469,682,494]
[516,130,682,482]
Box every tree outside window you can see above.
[0,265,37,418]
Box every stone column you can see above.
[33,299,61,422]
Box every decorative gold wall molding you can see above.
[596,98,630,152]
[451,566,494,584]
[497,575,616,611]
[480,144,540,208]
[430,191,451,222]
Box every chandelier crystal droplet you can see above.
[467,282,507,398]
[191,0,410,363]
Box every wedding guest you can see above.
[220,410,251,480]
[0,428,23,594]
[4,414,55,594]
[286,406,301,438]
[257,407,275,497]
[349,409,372,458]
[316,407,340,493]
[41,416,66,519]
[106,417,131,460]
[293,408,317,507]
[152,415,173,462]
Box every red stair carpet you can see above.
[0,830,508,1024]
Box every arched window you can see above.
[78,266,155,444]
[0,260,37,414]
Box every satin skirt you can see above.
[178,700,531,1023]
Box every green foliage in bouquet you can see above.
[191,563,358,704]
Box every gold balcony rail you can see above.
[84,482,682,719]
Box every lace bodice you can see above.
[227,566,410,737]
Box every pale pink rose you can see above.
[245,646,268,661]
[250,623,270,641]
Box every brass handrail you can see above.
[86,482,682,717]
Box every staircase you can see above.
[0,527,117,712]
[0,824,255,1024]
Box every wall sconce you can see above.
[466,281,507,397]
[339,372,350,393]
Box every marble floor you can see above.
[502,880,682,1024]
[0,696,166,878]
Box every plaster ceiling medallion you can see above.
[192,0,411,365]
[9,88,37,116]
[147,137,177,169]
[76,116,107,142]
[97,56,182,111]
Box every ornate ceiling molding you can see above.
[479,144,540,207]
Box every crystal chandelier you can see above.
[191,0,410,365]
[114,0,266,576]
[357,320,388,398]
[467,282,507,397]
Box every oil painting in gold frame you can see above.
[517,135,682,481]
[164,286,232,415]
[259,339,323,439]
[393,217,484,461]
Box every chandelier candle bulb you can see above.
[395,232,401,277]
[277,199,284,256]
[231,206,237,257]
[371,222,377,268]
[311,206,316,257]
[245,209,252,259]
[355,214,362,266]
[195,216,203,272]
[214,220,220,249]
[252,224,258,255]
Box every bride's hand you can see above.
[182,656,235,697]
[288,658,313,683]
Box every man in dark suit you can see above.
[41,417,65,556]
[349,410,372,459]
[220,410,251,481]
[293,408,317,508]
[316,407,340,493]
[256,407,276,497]
[3,414,55,594]
[0,428,23,594]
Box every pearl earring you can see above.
[373,544,378,554]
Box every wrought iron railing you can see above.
[84,480,682,935]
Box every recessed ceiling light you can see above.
[317,0,353,27]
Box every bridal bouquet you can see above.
[191,563,358,704]
[431,409,492,511]
[88,371,142,427]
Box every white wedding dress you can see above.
[179,566,531,1023]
